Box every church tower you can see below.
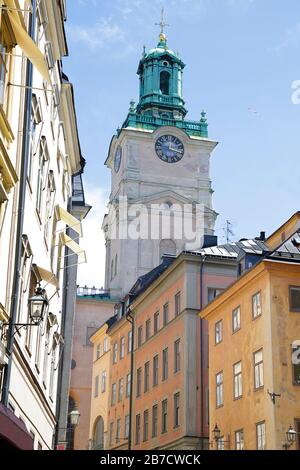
[103,14,218,298]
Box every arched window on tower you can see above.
[160,71,170,95]
[159,239,176,261]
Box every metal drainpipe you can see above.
[200,255,206,449]
[54,202,72,449]
[1,0,37,407]
[126,307,135,451]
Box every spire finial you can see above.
[155,7,169,43]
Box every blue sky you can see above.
[64,0,300,287]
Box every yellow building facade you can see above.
[201,226,300,450]
[89,321,113,450]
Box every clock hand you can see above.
[169,146,183,155]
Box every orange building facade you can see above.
[70,292,115,450]
[90,248,243,449]
[201,219,300,450]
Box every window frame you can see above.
[254,349,264,390]
[216,371,224,408]
[233,361,243,400]
[232,306,241,333]
[289,286,300,312]
[252,291,262,319]
[215,320,223,345]
[256,421,266,450]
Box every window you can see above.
[111,383,116,406]
[109,422,114,446]
[232,307,241,333]
[43,321,50,387]
[254,349,264,390]
[49,342,57,400]
[96,344,101,359]
[144,362,150,393]
[162,348,168,381]
[44,171,55,242]
[208,287,224,303]
[120,337,125,359]
[163,303,169,326]
[153,355,159,386]
[126,373,131,397]
[94,376,99,398]
[152,404,158,438]
[154,312,159,334]
[138,326,143,348]
[0,11,14,108]
[290,286,300,312]
[143,410,149,441]
[174,339,181,373]
[128,330,132,353]
[116,418,121,443]
[113,342,118,364]
[233,362,242,399]
[292,344,300,385]
[35,323,42,373]
[28,95,42,184]
[145,319,151,340]
[135,414,141,445]
[26,271,38,352]
[101,371,106,393]
[215,320,223,344]
[162,399,168,433]
[136,368,142,397]
[118,378,124,402]
[256,422,266,450]
[235,430,244,450]
[36,137,49,215]
[103,337,108,353]
[110,259,114,281]
[174,393,180,428]
[216,372,224,408]
[124,415,130,440]
[160,71,170,95]
[217,437,225,450]
[252,292,262,318]
[114,254,118,277]
[175,292,181,317]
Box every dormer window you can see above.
[160,71,170,95]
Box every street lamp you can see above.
[212,424,221,442]
[283,425,297,450]
[69,410,80,427]
[28,285,49,325]
[211,424,231,450]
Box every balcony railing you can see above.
[122,113,208,138]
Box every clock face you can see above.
[114,145,122,173]
[155,135,184,163]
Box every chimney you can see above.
[259,231,266,241]
[201,235,218,249]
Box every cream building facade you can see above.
[0,0,86,450]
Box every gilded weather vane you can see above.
[155,7,170,37]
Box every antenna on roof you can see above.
[223,220,235,244]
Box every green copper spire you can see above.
[120,10,209,139]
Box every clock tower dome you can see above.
[103,21,218,299]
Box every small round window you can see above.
[163,61,169,67]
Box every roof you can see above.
[268,230,300,263]
[200,228,300,319]
[187,238,269,260]
[129,255,176,299]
